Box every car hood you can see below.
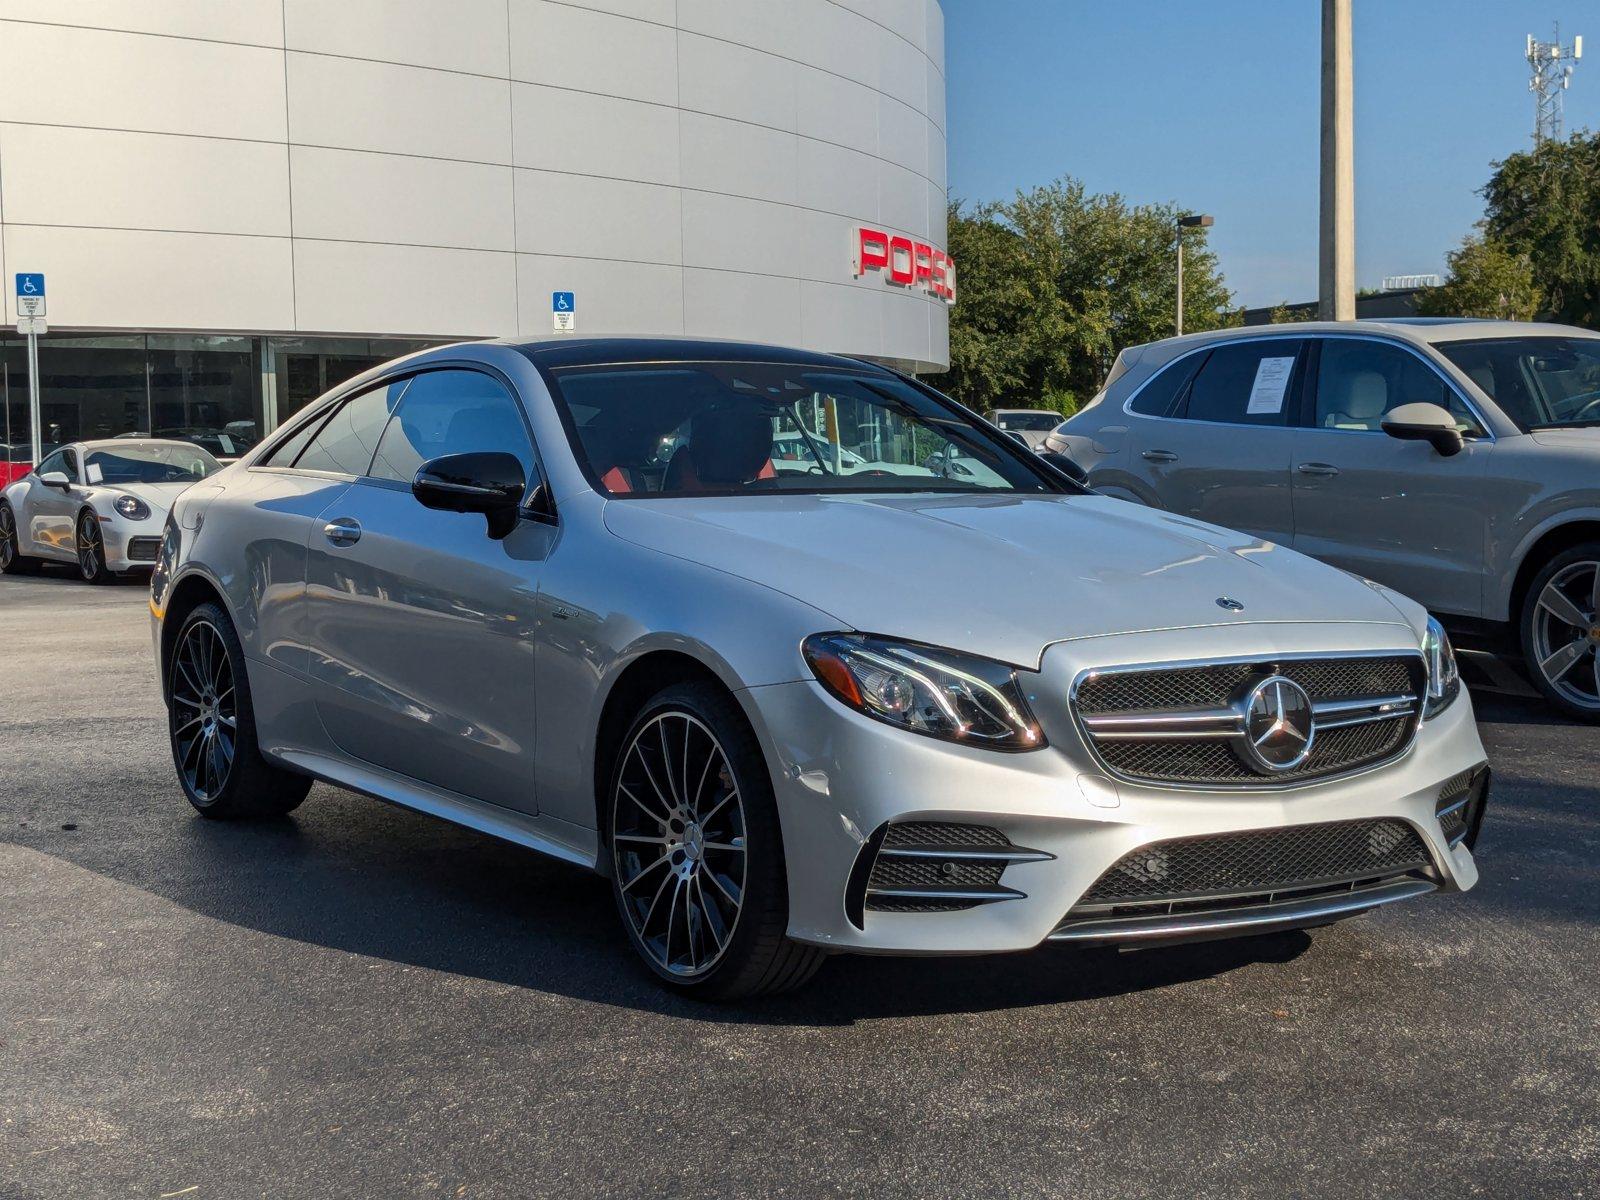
[1011,429,1052,448]
[602,493,1415,666]
[1531,427,1600,450]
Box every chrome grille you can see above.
[1073,653,1425,788]
[1076,818,1433,907]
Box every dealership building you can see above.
[0,0,950,458]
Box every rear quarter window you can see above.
[1127,355,1203,417]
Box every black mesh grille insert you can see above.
[868,855,1005,891]
[881,822,1011,849]
[862,822,1025,914]
[126,537,161,563]
[1077,819,1433,906]
[1094,715,1412,785]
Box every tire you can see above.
[1519,541,1600,723]
[606,681,825,1000]
[0,502,41,575]
[76,509,114,584]
[166,601,313,818]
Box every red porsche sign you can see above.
[853,227,956,304]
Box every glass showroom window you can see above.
[32,336,148,445]
[148,334,264,458]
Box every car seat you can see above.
[1322,370,1389,430]
[663,408,776,490]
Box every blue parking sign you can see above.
[552,291,576,331]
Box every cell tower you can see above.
[1527,25,1583,145]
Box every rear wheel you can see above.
[0,502,40,575]
[167,601,312,817]
[607,682,824,999]
[76,510,113,584]
[1520,543,1600,723]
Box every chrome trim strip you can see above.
[1047,878,1438,943]
[865,887,1026,903]
[1068,649,1427,792]
[876,846,1054,863]
[1082,694,1415,739]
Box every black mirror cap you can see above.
[1038,449,1090,485]
[413,451,527,538]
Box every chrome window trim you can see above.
[1117,331,1499,442]
[1067,647,1428,793]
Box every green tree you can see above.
[1417,235,1539,321]
[930,178,1235,413]
[1479,131,1600,326]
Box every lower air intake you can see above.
[1077,818,1433,908]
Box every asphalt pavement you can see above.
[2,568,1597,1199]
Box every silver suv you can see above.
[1051,320,1600,721]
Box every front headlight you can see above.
[113,495,151,520]
[802,633,1046,750]
[1423,616,1461,718]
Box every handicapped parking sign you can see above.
[15,273,45,317]
[552,291,575,332]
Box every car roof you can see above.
[76,438,213,453]
[497,335,899,375]
[990,407,1056,414]
[1137,318,1600,354]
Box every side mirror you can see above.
[1381,402,1465,458]
[1038,450,1089,486]
[1005,430,1029,447]
[413,451,527,539]
[39,471,71,490]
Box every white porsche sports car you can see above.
[0,439,222,583]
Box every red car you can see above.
[1,445,38,488]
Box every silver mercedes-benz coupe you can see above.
[2,439,223,582]
[150,338,1490,998]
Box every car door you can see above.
[1290,336,1493,617]
[22,447,81,559]
[304,366,554,815]
[1127,338,1306,544]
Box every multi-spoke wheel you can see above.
[0,502,40,575]
[171,617,239,803]
[1522,544,1600,723]
[77,510,111,584]
[607,682,825,998]
[165,601,312,817]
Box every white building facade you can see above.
[0,0,950,455]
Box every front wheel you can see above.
[77,510,113,584]
[167,601,313,817]
[607,682,825,999]
[1520,542,1600,723]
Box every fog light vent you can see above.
[844,821,1052,926]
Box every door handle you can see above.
[1297,462,1341,477]
[323,518,362,546]
[1141,450,1179,463]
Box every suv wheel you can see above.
[0,502,41,575]
[167,601,313,817]
[607,682,825,999]
[1520,542,1600,723]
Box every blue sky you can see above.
[943,0,1598,308]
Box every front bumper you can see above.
[100,517,164,571]
[744,623,1488,955]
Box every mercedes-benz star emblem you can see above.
[1240,675,1315,772]
[1216,596,1245,611]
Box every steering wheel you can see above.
[1569,393,1600,422]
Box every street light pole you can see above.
[1319,0,1355,320]
[1175,214,1214,336]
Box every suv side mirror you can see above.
[413,451,527,539]
[1381,403,1465,458]
[38,471,71,490]
[1038,450,1089,485]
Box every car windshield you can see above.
[543,361,1058,497]
[85,444,221,485]
[993,411,1059,432]
[1436,336,1600,430]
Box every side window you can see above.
[368,369,534,487]
[261,411,327,467]
[1315,339,1483,435]
[293,379,409,475]
[1129,355,1203,417]
[36,449,70,479]
[1182,341,1302,426]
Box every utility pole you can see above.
[1528,26,1582,146]
[1319,0,1355,322]
[1175,214,1214,336]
